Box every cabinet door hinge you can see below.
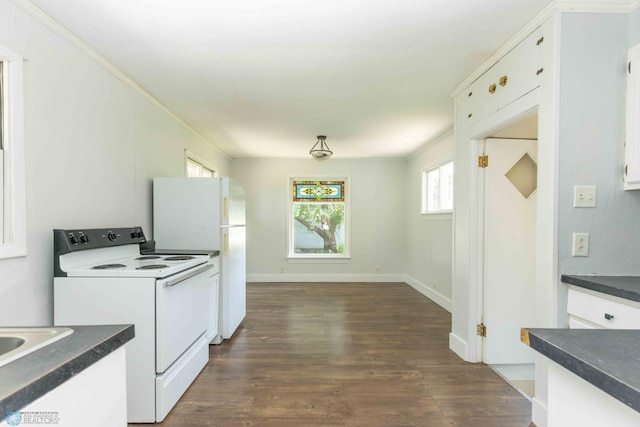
[477,323,487,337]
[478,155,489,168]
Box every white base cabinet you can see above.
[0,347,127,427]
[567,286,640,329]
[548,360,640,427]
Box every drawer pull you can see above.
[604,313,614,320]
[488,83,497,94]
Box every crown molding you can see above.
[556,0,635,13]
[8,0,230,160]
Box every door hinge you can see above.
[477,323,487,337]
[478,155,489,168]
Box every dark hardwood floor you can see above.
[134,282,533,426]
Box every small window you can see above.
[422,160,454,214]
[184,150,217,177]
[289,178,349,258]
[0,43,27,259]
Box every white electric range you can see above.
[53,227,217,423]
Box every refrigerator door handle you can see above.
[223,197,228,221]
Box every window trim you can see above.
[0,44,26,259]
[184,149,218,177]
[287,176,351,260]
[421,156,454,216]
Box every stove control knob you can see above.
[80,235,89,243]
[69,235,79,244]
[130,232,137,239]
[107,232,117,241]
[136,231,144,238]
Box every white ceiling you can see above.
[26,0,552,159]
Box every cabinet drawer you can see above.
[567,287,640,329]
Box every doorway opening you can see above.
[478,111,538,400]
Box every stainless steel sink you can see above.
[0,327,73,368]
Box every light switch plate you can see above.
[573,185,596,208]
[572,233,589,257]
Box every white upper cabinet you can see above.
[625,44,640,190]
[457,21,550,130]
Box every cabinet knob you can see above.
[488,83,497,94]
[536,36,545,46]
[536,68,544,76]
[499,75,508,87]
[604,313,614,320]
[468,113,473,119]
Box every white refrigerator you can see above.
[153,177,246,341]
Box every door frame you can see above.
[462,87,559,363]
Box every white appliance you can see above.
[53,227,217,423]
[153,177,246,342]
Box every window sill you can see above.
[287,256,351,264]
[421,212,453,221]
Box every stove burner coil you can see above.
[92,263,126,270]
[164,256,195,261]
[136,256,162,260]
[136,264,168,270]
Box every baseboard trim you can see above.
[449,332,468,361]
[246,273,406,283]
[403,275,452,312]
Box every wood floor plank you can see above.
[130,282,533,426]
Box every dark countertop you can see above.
[523,328,640,413]
[0,324,134,414]
[140,240,220,257]
[142,249,221,257]
[561,275,640,303]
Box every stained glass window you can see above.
[290,179,348,257]
[293,181,344,202]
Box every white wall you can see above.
[631,7,640,46]
[403,131,454,311]
[0,0,229,326]
[552,9,640,333]
[231,158,407,282]
[558,13,640,277]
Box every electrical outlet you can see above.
[573,185,596,208]
[433,282,437,289]
[572,233,589,257]
[375,266,381,274]
[280,266,285,273]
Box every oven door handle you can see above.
[165,264,213,287]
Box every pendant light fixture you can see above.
[309,135,333,161]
